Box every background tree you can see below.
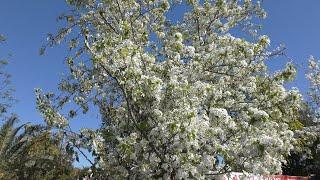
[0,34,78,179]
[38,0,304,178]
[0,116,26,178]
[281,57,320,178]
[0,123,79,179]
[10,126,78,179]
[0,33,24,178]
[0,35,15,121]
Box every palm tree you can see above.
[0,118,79,179]
[0,116,30,178]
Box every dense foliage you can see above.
[0,123,78,179]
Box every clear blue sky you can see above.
[0,0,101,131]
[1,0,320,166]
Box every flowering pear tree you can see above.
[307,57,320,114]
[284,56,320,176]
[303,56,320,139]
[37,0,303,178]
